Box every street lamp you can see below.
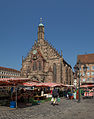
[74,60,87,103]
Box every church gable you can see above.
[35,39,61,60]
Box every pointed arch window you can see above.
[39,61,42,70]
[53,63,57,82]
[66,67,68,84]
[33,62,37,71]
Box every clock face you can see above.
[33,50,37,54]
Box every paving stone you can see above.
[0,98,94,119]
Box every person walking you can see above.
[52,87,59,105]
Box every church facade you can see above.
[21,21,73,85]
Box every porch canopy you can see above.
[80,84,94,88]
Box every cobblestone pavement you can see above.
[0,98,94,119]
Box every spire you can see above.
[38,18,44,41]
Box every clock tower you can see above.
[38,18,44,42]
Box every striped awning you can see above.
[0,78,30,86]
[22,82,63,87]
[80,84,94,88]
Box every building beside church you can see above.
[21,20,73,85]
[75,53,94,85]
[0,66,21,78]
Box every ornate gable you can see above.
[34,39,61,60]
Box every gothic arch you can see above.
[53,63,57,82]
[33,61,37,71]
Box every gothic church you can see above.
[21,20,73,85]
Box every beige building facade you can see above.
[21,21,73,85]
[0,66,21,78]
[76,54,94,84]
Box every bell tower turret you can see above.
[38,18,44,42]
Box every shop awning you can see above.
[0,78,30,86]
[63,84,74,87]
[80,84,94,88]
[23,82,39,87]
[22,82,63,87]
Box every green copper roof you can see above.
[39,23,44,26]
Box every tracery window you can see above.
[33,62,37,71]
[53,63,57,82]
[66,67,68,84]
[39,61,42,70]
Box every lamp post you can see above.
[74,60,87,103]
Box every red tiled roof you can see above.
[0,66,21,73]
[77,53,94,64]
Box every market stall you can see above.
[22,82,63,99]
[0,78,30,108]
[80,84,94,98]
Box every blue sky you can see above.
[0,0,94,70]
